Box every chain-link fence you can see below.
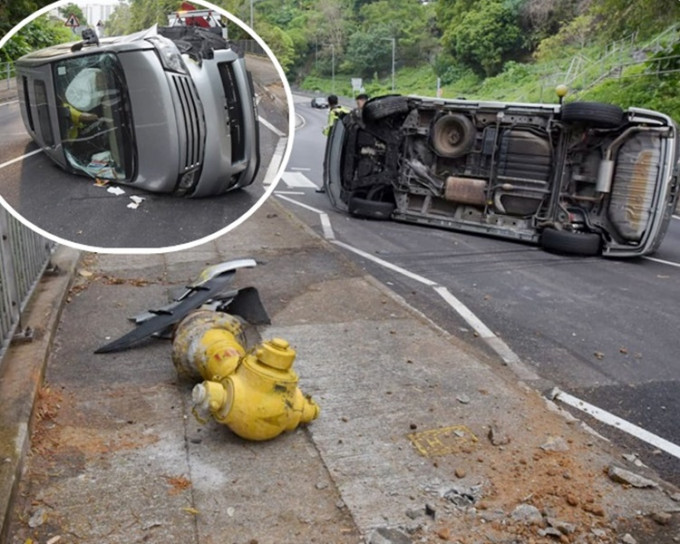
[0,208,54,364]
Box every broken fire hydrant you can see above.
[172,310,319,441]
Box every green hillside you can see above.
[4,0,679,121]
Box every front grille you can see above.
[171,74,204,172]
[217,62,245,163]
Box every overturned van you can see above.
[324,95,679,257]
[15,25,259,197]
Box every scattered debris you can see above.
[593,351,605,360]
[651,511,672,525]
[107,186,126,196]
[226,507,235,517]
[425,503,436,519]
[546,517,576,535]
[488,425,511,446]
[511,503,543,525]
[182,507,200,515]
[442,485,481,508]
[94,177,109,187]
[621,534,637,544]
[368,527,412,544]
[540,436,569,452]
[27,507,47,528]
[607,465,659,488]
[127,195,145,209]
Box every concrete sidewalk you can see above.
[1,197,679,544]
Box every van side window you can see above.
[34,80,54,146]
[22,76,35,132]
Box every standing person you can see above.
[322,94,350,136]
[355,93,368,110]
[318,95,350,193]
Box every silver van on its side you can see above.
[324,95,679,257]
[15,25,259,197]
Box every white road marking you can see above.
[276,193,680,458]
[644,256,680,268]
[552,388,680,461]
[0,148,42,169]
[280,171,320,189]
[274,190,305,195]
[320,213,335,240]
[332,240,437,287]
[433,285,494,339]
[275,193,326,214]
[672,214,679,220]
[258,116,286,138]
[262,138,288,187]
[291,167,311,171]
[0,100,19,107]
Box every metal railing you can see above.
[0,208,54,363]
[1,61,15,91]
[236,39,267,57]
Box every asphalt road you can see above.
[0,55,289,251]
[279,94,680,486]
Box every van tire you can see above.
[541,228,602,256]
[561,102,624,128]
[348,196,395,219]
[363,96,409,121]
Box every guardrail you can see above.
[236,39,267,57]
[0,62,15,91]
[0,208,54,364]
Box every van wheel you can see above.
[541,228,602,256]
[561,102,624,128]
[348,187,395,219]
[431,113,475,157]
[363,96,409,121]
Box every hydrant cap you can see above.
[258,337,296,370]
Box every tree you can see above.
[58,3,87,26]
[342,27,393,78]
[440,0,526,77]
[2,14,73,61]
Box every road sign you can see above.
[64,14,80,27]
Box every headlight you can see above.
[147,35,187,74]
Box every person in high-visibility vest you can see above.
[322,94,350,137]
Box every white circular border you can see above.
[0,0,296,255]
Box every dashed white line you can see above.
[552,388,680,461]
[274,190,305,195]
[291,167,311,171]
[0,148,42,170]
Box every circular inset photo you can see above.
[0,0,293,252]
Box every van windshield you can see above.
[53,52,134,181]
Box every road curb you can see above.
[0,246,80,543]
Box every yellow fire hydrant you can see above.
[172,309,247,382]
[192,337,320,441]
[172,310,319,441]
